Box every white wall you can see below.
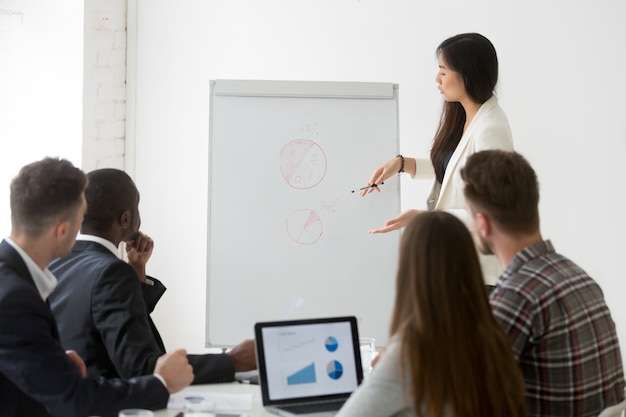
[131,0,626,356]
[0,0,127,237]
[82,0,129,172]
[0,0,83,235]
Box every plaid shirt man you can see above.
[490,239,625,417]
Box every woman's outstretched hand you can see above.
[369,210,421,234]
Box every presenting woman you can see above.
[336,212,526,417]
[362,33,512,284]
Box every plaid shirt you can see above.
[490,240,625,417]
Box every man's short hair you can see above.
[83,168,138,234]
[461,150,540,235]
[10,157,87,238]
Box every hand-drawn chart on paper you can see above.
[281,138,328,245]
[280,139,327,190]
[286,209,323,245]
[207,80,400,348]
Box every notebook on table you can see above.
[254,316,363,417]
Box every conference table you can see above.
[153,381,272,417]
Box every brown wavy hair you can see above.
[430,33,499,183]
[389,211,525,417]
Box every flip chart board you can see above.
[206,80,400,347]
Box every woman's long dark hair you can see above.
[430,33,499,183]
[389,211,525,417]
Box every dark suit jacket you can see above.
[0,240,169,417]
[48,240,234,384]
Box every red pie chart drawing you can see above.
[286,209,323,245]
[280,139,327,189]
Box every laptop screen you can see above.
[255,316,363,405]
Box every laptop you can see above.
[254,316,363,417]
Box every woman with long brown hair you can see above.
[336,211,525,417]
[361,33,512,285]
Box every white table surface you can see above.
[153,382,272,417]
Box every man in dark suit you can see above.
[49,168,256,384]
[0,157,194,417]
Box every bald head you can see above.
[82,169,139,236]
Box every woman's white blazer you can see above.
[415,95,513,284]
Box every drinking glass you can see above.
[183,396,216,417]
[359,337,377,375]
[118,410,154,417]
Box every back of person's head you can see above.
[462,150,540,236]
[83,168,138,234]
[390,211,525,417]
[10,157,87,238]
[437,33,498,103]
[392,211,486,336]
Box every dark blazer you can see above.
[48,240,234,384]
[0,240,169,417]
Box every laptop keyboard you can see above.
[280,400,346,414]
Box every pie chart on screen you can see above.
[325,336,339,352]
[327,360,343,380]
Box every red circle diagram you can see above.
[286,209,323,245]
[279,139,327,189]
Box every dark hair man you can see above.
[0,158,193,417]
